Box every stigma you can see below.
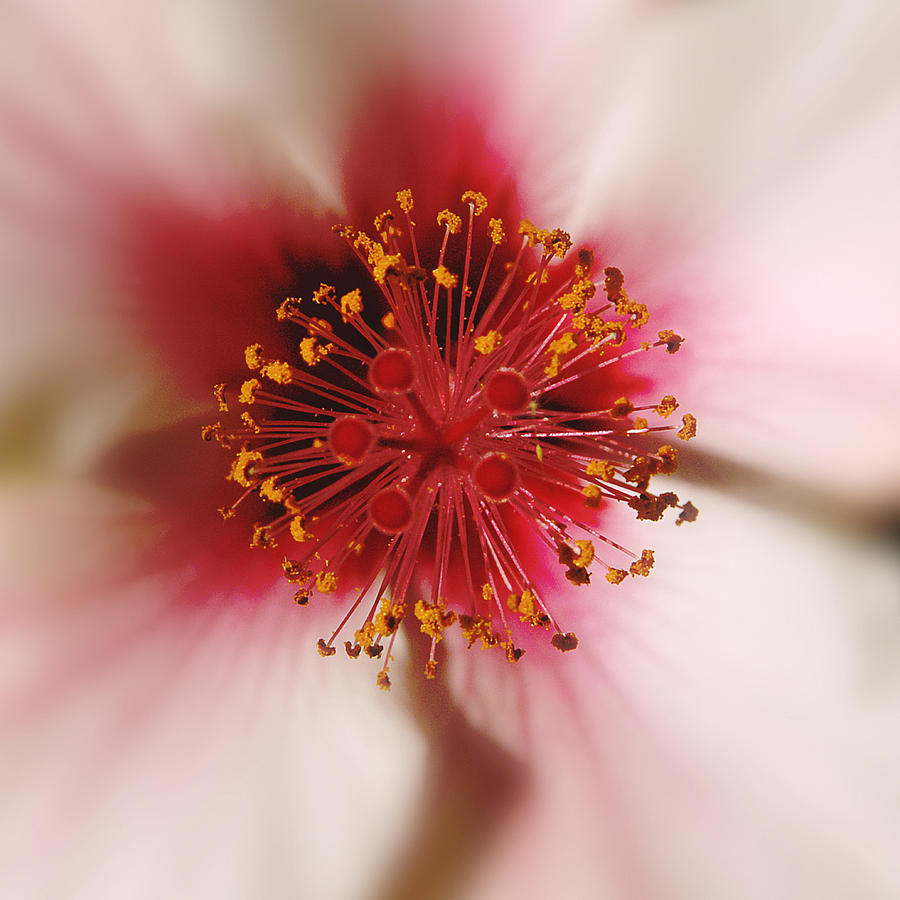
[204,189,697,688]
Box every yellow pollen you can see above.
[250,523,275,549]
[213,383,228,412]
[437,209,462,233]
[461,190,488,215]
[582,484,602,508]
[381,312,396,330]
[572,539,595,568]
[677,414,697,441]
[374,599,407,636]
[396,188,414,214]
[432,264,458,289]
[656,395,679,418]
[414,598,456,641]
[229,448,262,487]
[481,583,494,602]
[373,210,394,234]
[658,329,685,353]
[244,343,264,370]
[372,251,404,284]
[376,670,391,691]
[632,417,649,431]
[586,459,617,480]
[261,361,292,384]
[259,476,285,503]
[656,445,678,474]
[488,217,505,245]
[610,397,634,418]
[543,228,572,259]
[506,589,550,628]
[315,571,338,594]
[474,330,502,355]
[339,288,363,322]
[276,297,302,321]
[518,219,539,246]
[238,378,261,405]
[606,568,628,585]
[312,284,335,305]
[290,515,315,543]
[240,411,260,434]
[355,620,380,650]
[629,549,655,577]
[300,337,333,367]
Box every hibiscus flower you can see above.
[2,1,899,899]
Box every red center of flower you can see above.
[205,188,698,688]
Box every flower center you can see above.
[204,188,698,689]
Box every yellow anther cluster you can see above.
[372,251,404,284]
[656,395,679,418]
[214,383,228,412]
[658,330,685,353]
[414,598,457,641]
[229,448,262,488]
[250,523,274,549]
[488,217,505,245]
[433,265,458,289]
[396,188,414,214]
[299,336,333,367]
[239,378,261,405]
[572,539,595,568]
[629,549,655,577]
[586,459,617,480]
[381,312,396,330]
[240,411,260,434]
[276,297,302,322]
[677,413,697,440]
[474,329,502,355]
[606,568,628,585]
[656,444,678,475]
[259,476,286,503]
[282,558,312,585]
[290,515,315,543]
[437,209,462,234]
[373,210,394,234]
[261,361,292,384]
[544,332,577,377]
[244,343,264,370]
[459,614,499,649]
[542,228,572,259]
[312,284,336,305]
[610,397,634,417]
[461,190,488,215]
[582,484,602,508]
[506,589,550,628]
[481,583,495,602]
[340,288,363,322]
[315,571,337,593]
[374,599,407,636]
[518,219,540,246]
[354,620,380,651]
[632,417,649,431]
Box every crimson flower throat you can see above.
[205,189,697,688]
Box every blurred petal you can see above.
[448,482,900,898]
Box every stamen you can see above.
[208,190,697,684]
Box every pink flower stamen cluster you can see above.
[204,189,697,689]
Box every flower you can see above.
[209,188,698,686]
[3,1,900,899]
